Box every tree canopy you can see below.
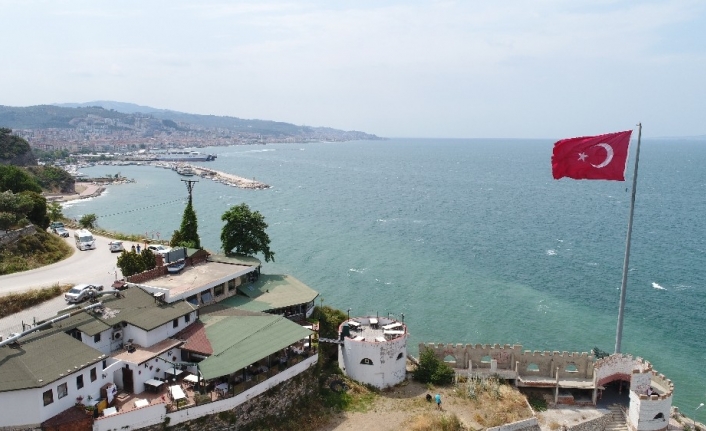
[176,195,200,248]
[79,213,97,229]
[0,165,42,194]
[220,203,275,262]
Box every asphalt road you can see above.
[0,231,127,295]
[0,231,134,336]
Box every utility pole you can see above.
[181,178,198,198]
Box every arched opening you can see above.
[481,355,492,364]
[565,363,578,373]
[396,352,404,360]
[526,363,539,372]
[653,413,664,420]
[360,358,373,365]
[443,355,456,364]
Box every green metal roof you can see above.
[0,332,105,392]
[27,287,195,339]
[208,254,262,267]
[221,274,318,312]
[197,311,312,380]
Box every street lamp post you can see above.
[694,403,704,430]
[347,308,350,321]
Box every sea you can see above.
[63,138,706,418]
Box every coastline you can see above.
[45,183,106,204]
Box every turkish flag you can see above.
[552,130,633,181]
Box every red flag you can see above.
[552,130,632,181]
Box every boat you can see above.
[176,166,195,176]
[151,150,217,162]
[167,260,186,274]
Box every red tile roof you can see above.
[176,321,213,355]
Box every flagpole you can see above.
[614,122,642,354]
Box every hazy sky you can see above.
[2,1,704,138]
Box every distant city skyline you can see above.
[1,1,705,139]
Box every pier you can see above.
[151,163,270,189]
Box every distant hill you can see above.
[50,101,382,140]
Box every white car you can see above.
[108,241,125,252]
[65,283,104,303]
[147,244,172,255]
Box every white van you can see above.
[74,229,96,250]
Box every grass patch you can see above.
[459,376,533,427]
[320,378,377,413]
[0,283,72,318]
[406,413,467,431]
[0,229,73,275]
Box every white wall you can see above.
[0,361,105,428]
[628,392,672,431]
[92,354,319,431]
[82,329,114,355]
[143,312,196,348]
[339,335,408,389]
[0,388,41,427]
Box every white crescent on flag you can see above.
[590,143,614,169]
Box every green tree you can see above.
[177,195,200,249]
[413,347,455,385]
[117,250,145,277]
[20,191,50,229]
[79,213,97,229]
[47,201,63,221]
[220,203,275,262]
[169,229,185,248]
[0,191,33,230]
[0,165,42,193]
[140,248,156,271]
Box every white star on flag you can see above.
[577,152,588,162]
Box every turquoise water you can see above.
[64,138,706,417]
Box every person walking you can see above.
[136,244,141,253]
[435,393,442,410]
[131,245,136,253]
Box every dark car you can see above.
[50,221,65,233]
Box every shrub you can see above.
[414,347,454,385]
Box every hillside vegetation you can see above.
[0,127,37,166]
[0,229,73,275]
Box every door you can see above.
[122,365,134,393]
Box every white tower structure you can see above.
[337,316,408,389]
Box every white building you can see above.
[337,316,408,389]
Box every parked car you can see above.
[50,221,65,233]
[108,241,125,252]
[147,244,172,255]
[55,227,70,238]
[65,283,103,303]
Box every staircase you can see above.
[605,404,628,431]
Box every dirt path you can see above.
[314,380,608,431]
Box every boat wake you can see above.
[652,282,666,290]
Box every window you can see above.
[94,333,101,343]
[564,363,578,373]
[481,355,492,364]
[77,375,84,389]
[185,313,191,323]
[360,358,374,365]
[228,279,236,292]
[214,283,224,296]
[57,383,68,399]
[397,352,404,360]
[443,355,456,364]
[526,363,540,372]
[90,367,97,382]
[43,389,54,406]
[102,360,107,370]
[173,318,178,328]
